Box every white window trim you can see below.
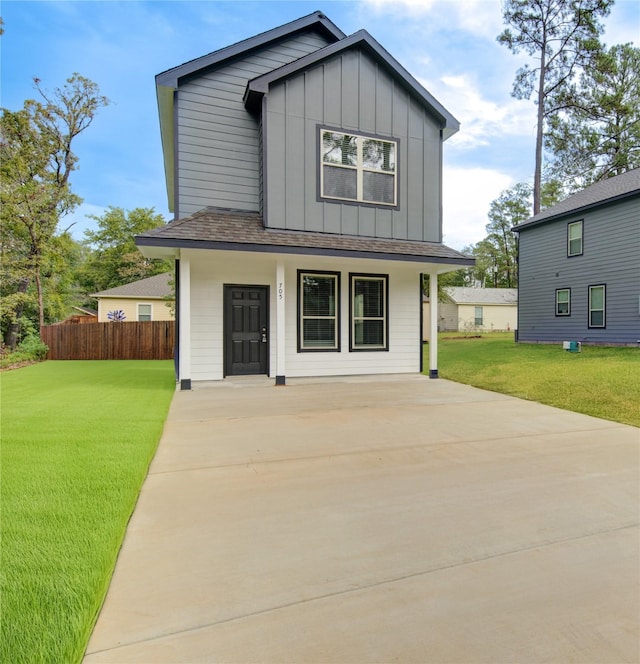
[137,302,153,322]
[320,128,397,207]
[298,271,340,351]
[588,285,606,328]
[567,220,583,257]
[350,274,388,351]
[474,306,484,327]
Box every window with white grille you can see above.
[320,129,397,206]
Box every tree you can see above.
[80,207,172,294]
[498,0,613,214]
[467,182,564,288]
[546,43,640,188]
[0,74,108,347]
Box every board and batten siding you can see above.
[185,249,422,381]
[263,48,443,242]
[517,195,640,344]
[176,31,332,219]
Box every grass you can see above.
[1,361,175,664]
[430,332,640,427]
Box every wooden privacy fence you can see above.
[41,321,175,360]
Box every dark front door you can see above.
[224,285,269,376]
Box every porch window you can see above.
[556,288,571,316]
[588,285,605,328]
[320,129,397,206]
[350,274,388,351]
[474,306,484,327]
[568,220,583,257]
[137,303,152,321]
[298,271,340,351]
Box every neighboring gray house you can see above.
[136,11,473,388]
[513,169,640,346]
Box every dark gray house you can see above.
[513,169,640,346]
[136,11,473,388]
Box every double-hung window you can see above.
[320,129,397,206]
[567,220,583,257]
[350,274,388,351]
[474,306,484,327]
[137,303,152,321]
[298,271,340,351]
[588,285,606,328]
[555,289,571,316]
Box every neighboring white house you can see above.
[91,273,174,322]
[423,287,518,339]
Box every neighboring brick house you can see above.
[513,169,640,346]
[136,11,473,388]
[91,273,174,322]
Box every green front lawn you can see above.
[431,333,640,427]
[1,361,175,664]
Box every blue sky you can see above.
[3,0,638,250]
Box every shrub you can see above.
[0,335,49,368]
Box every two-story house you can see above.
[136,11,473,388]
[513,169,640,346]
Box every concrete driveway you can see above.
[84,375,639,663]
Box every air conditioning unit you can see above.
[563,341,581,353]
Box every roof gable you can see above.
[444,287,518,305]
[91,273,173,299]
[514,169,640,231]
[156,11,345,89]
[244,30,459,139]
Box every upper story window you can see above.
[320,129,397,207]
[567,220,583,257]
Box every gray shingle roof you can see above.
[514,169,640,231]
[136,208,474,266]
[444,287,518,305]
[91,273,172,299]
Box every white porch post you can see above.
[429,271,438,378]
[275,261,286,385]
[179,255,191,390]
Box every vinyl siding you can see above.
[184,249,423,381]
[263,48,442,241]
[176,31,332,218]
[517,195,640,344]
[96,298,174,322]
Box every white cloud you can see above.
[420,74,537,150]
[442,166,516,250]
[362,0,504,39]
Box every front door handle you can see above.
[261,326,268,343]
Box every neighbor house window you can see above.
[568,220,583,257]
[588,285,606,328]
[137,304,152,321]
[350,274,388,351]
[320,128,397,206]
[474,306,484,327]
[556,289,571,316]
[298,271,340,351]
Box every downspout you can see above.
[429,271,438,378]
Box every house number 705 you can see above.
[278,283,284,300]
